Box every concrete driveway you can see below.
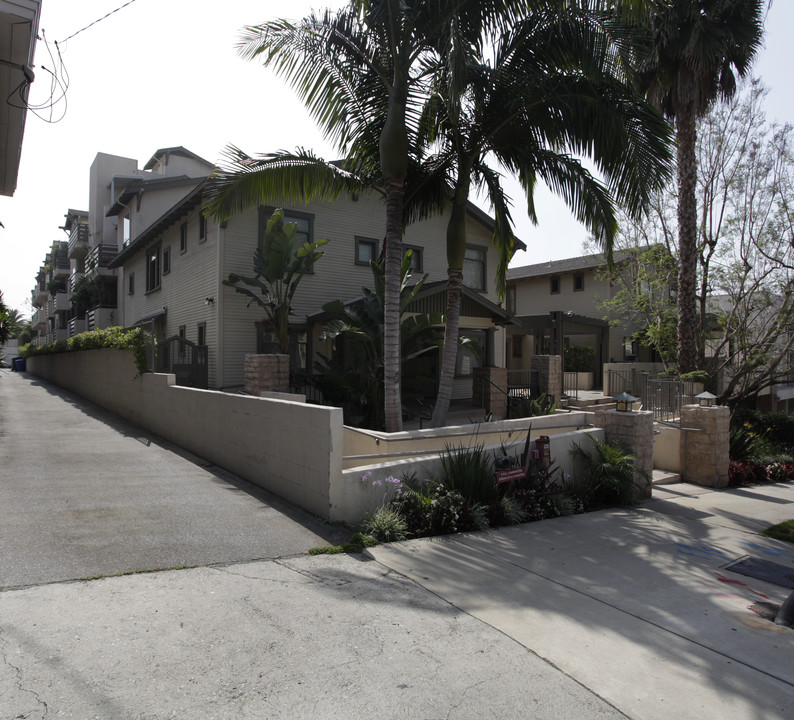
[369,482,794,720]
[0,369,348,589]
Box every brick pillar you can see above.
[244,354,290,395]
[531,355,562,403]
[473,367,508,418]
[593,409,654,500]
[681,404,730,488]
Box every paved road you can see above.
[0,369,348,589]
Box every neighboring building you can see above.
[506,250,662,387]
[30,146,519,403]
[29,148,211,347]
[0,0,41,196]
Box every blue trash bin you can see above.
[13,357,25,371]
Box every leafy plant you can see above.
[224,208,327,354]
[509,392,558,419]
[729,421,772,462]
[28,326,153,377]
[564,345,595,373]
[313,252,442,430]
[571,435,648,507]
[362,506,408,543]
[439,441,498,506]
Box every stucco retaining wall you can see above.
[27,350,343,520]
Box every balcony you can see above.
[69,317,88,336]
[53,327,69,342]
[68,223,89,259]
[33,281,47,306]
[86,244,119,275]
[50,255,70,279]
[54,291,70,313]
[45,298,55,318]
[32,307,47,330]
[88,306,116,331]
[69,270,85,293]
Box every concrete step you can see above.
[652,469,681,485]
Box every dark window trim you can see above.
[128,272,135,295]
[180,222,187,254]
[573,272,585,292]
[162,245,171,275]
[145,243,161,294]
[198,212,207,243]
[197,321,207,347]
[355,236,378,266]
[506,285,516,314]
[550,276,560,295]
[463,244,487,292]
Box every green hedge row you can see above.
[28,326,151,377]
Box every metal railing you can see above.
[86,243,119,270]
[563,371,579,400]
[507,369,539,399]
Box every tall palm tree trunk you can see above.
[383,176,404,432]
[430,268,463,427]
[676,104,699,373]
[430,187,469,428]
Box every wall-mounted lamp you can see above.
[613,391,638,413]
[695,391,717,407]
[205,297,215,305]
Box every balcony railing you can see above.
[88,306,116,331]
[86,244,118,272]
[69,271,85,293]
[69,317,88,336]
[68,223,89,259]
[54,291,70,313]
[50,255,71,279]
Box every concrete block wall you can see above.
[681,404,730,488]
[531,355,562,402]
[593,409,654,499]
[27,349,343,520]
[244,353,289,395]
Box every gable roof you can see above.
[144,146,213,171]
[507,249,629,281]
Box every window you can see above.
[178,325,186,359]
[199,212,207,243]
[146,244,161,292]
[404,245,423,273]
[123,216,131,247]
[355,237,378,266]
[180,222,187,254]
[197,322,206,347]
[260,207,315,271]
[506,285,516,314]
[163,245,171,275]
[550,276,560,294]
[128,272,135,295]
[573,272,584,292]
[463,246,486,291]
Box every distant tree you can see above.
[607,79,794,406]
[633,0,765,373]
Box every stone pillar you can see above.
[681,404,730,488]
[531,355,562,402]
[473,366,507,418]
[244,354,290,395]
[593,409,654,500]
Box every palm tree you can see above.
[422,3,673,426]
[207,0,521,431]
[634,0,764,372]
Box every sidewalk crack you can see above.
[0,625,49,719]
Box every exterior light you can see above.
[205,297,215,305]
[613,391,638,412]
[695,391,717,407]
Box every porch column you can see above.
[681,404,730,488]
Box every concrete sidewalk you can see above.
[369,482,794,720]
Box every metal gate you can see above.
[641,376,684,424]
[156,336,208,389]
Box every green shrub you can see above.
[509,392,558,418]
[564,345,595,372]
[28,326,152,377]
[362,506,408,542]
[571,436,647,507]
[680,370,710,384]
[439,442,498,505]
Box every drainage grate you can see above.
[723,556,794,589]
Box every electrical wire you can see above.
[60,0,142,44]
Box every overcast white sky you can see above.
[1,0,792,316]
